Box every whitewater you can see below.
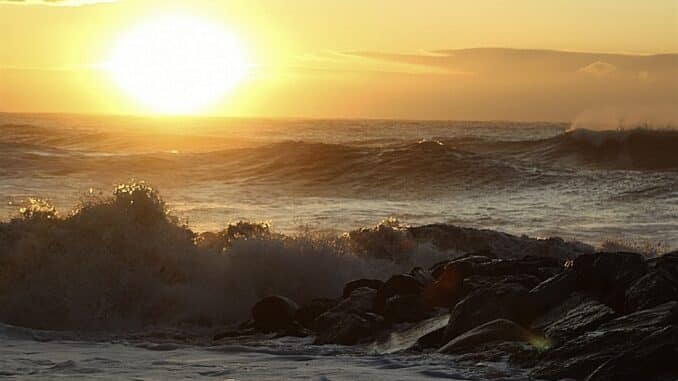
[0,113,676,380]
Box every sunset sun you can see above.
[107,15,250,114]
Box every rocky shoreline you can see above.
[227,247,678,381]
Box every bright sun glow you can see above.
[107,15,250,114]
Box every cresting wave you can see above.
[0,183,591,331]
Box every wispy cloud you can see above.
[1,0,114,6]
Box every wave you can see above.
[0,183,590,331]
[543,128,678,170]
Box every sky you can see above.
[1,0,677,120]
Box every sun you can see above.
[106,15,250,114]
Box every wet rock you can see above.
[624,269,678,312]
[528,270,578,313]
[463,274,542,294]
[423,258,476,307]
[573,252,648,311]
[295,298,337,330]
[585,326,678,381]
[474,256,563,281]
[314,312,384,345]
[371,313,450,354]
[533,297,616,343]
[275,321,314,338]
[439,319,539,354]
[384,294,431,323]
[313,287,382,345]
[409,267,434,288]
[342,279,384,299]
[530,301,677,380]
[443,282,536,342]
[376,274,424,311]
[251,295,299,332]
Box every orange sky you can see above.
[1,0,676,120]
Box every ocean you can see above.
[0,113,676,379]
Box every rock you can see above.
[384,294,432,323]
[530,301,677,380]
[474,256,563,281]
[376,274,424,311]
[624,268,678,312]
[329,287,378,315]
[463,274,542,294]
[573,252,648,311]
[371,313,450,354]
[409,267,434,287]
[533,297,616,343]
[342,279,384,299]
[314,312,384,345]
[252,295,299,332]
[295,298,337,330]
[313,287,383,345]
[528,270,578,313]
[439,319,540,354]
[423,258,476,307]
[585,326,678,381]
[443,282,536,342]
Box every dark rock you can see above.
[443,282,536,342]
[528,270,578,313]
[251,295,299,332]
[573,252,648,311]
[342,279,384,299]
[439,319,539,354]
[370,313,449,354]
[625,268,678,312]
[384,294,432,323]
[463,274,542,294]
[533,296,616,343]
[409,267,434,287]
[530,301,677,380]
[585,326,678,381]
[313,287,383,345]
[423,257,482,307]
[275,321,314,338]
[474,256,563,281]
[314,312,384,345]
[295,298,337,330]
[376,274,424,311]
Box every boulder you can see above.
[624,268,678,312]
[423,259,476,307]
[474,255,563,281]
[443,282,536,342]
[528,270,578,313]
[314,312,384,345]
[439,319,539,354]
[585,326,678,381]
[530,301,677,380]
[313,287,383,345]
[384,294,431,323]
[342,279,384,298]
[251,295,299,332]
[376,274,424,311]
[573,252,648,311]
[295,298,337,330]
[409,267,434,287]
[533,297,616,343]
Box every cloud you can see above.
[578,61,617,76]
[1,0,114,6]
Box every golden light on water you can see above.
[105,14,251,114]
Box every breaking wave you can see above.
[0,183,589,331]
